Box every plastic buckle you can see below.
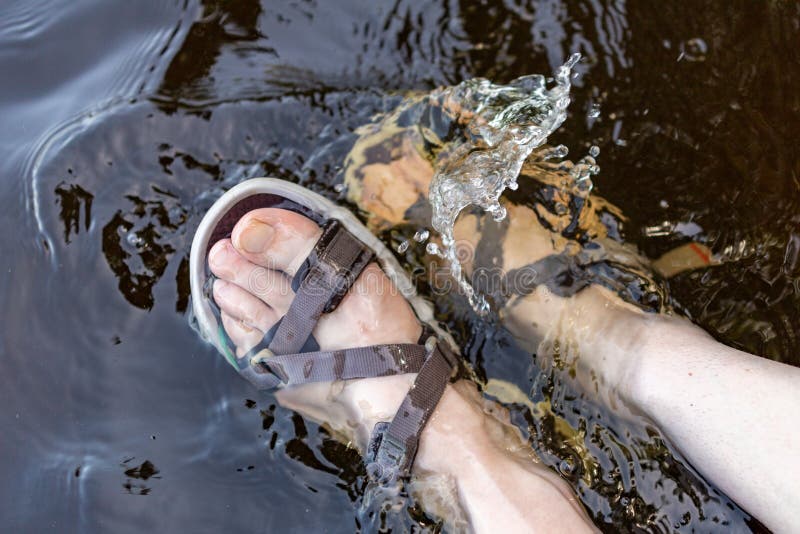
[249,348,275,368]
[248,348,287,385]
[365,422,405,486]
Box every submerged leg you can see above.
[345,117,800,531]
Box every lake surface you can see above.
[1,1,797,532]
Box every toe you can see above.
[209,240,295,313]
[230,208,321,276]
[220,311,264,357]
[212,279,279,332]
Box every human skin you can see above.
[343,125,800,532]
[208,207,597,533]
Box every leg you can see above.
[344,121,800,531]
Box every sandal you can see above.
[190,178,459,485]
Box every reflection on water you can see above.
[1,0,797,532]
[121,459,161,496]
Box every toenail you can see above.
[214,279,232,297]
[209,242,231,267]
[237,220,274,254]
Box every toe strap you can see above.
[268,219,374,355]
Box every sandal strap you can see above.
[500,248,622,301]
[222,216,458,483]
[238,334,458,483]
[366,337,458,485]
[239,343,431,389]
[268,219,374,355]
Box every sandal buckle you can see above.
[249,348,275,367]
[365,422,405,486]
[247,348,289,386]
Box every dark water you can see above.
[1,1,798,532]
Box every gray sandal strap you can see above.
[268,219,374,355]
[240,343,431,389]
[366,338,458,485]
[224,217,458,485]
[237,335,458,484]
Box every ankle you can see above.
[278,376,492,478]
[336,373,418,447]
[413,381,524,477]
[532,285,651,400]
[276,374,417,453]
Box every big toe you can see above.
[231,208,321,275]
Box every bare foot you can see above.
[207,205,596,533]
[208,206,423,446]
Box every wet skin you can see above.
[207,164,800,531]
[206,118,800,530]
[346,123,644,398]
[343,124,800,532]
[208,207,596,533]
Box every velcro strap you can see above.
[297,219,375,313]
[268,220,374,355]
[366,340,458,485]
[239,343,430,390]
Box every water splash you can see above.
[427,53,582,313]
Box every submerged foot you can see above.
[206,204,595,533]
[207,206,426,446]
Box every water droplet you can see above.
[396,240,409,253]
[680,38,708,62]
[589,145,600,158]
[507,180,519,191]
[491,205,507,222]
[413,229,429,242]
[473,295,490,316]
[127,232,143,247]
[558,459,575,475]
[588,105,600,119]
[565,52,581,69]
[612,120,627,146]
[543,144,569,160]
[333,183,346,193]
[426,243,441,256]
